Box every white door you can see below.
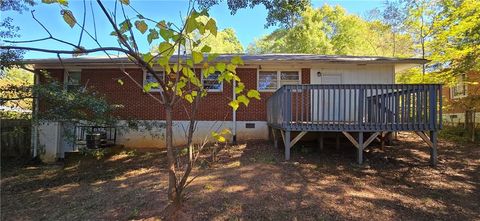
[311,72,343,122]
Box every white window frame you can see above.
[451,73,467,99]
[257,69,301,92]
[143,69,165,92]
[201,70,223,92]
[64,69,82,90]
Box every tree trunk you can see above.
[186,95,200,162]
[392,32,396,57]
[465,109,476,142]
[165,104,177,202]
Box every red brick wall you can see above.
[39,69,64,83]
[443,72,480,114]
[39,67,311,121]
[301,68,310,84]
[38,69,64,112]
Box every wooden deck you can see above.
[266,84,442,166]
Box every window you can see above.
[258,70,300,91]
[144,70,165,92]
[280,71,301,86]
[258,71,278,91]
[202,71,223,92]
[65,70,81,90]
[451,73,467,99]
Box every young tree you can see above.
[0,0,260,215]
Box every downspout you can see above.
[31,72,39,158]
[232,80,237,145]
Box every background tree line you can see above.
[247,0,478,83]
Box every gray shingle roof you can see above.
[23,53,428,65]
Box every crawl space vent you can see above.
[245,123,255,128]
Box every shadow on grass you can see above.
[1,132,479,220]
[1,147,170,220]
[186,133,479,220]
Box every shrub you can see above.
[439,125,479,143]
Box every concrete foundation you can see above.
[37,120,269,162]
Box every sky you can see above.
[2,0,385,59]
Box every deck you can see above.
[266,84,443,165]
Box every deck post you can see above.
[272,128,278,149]
[430,131,438,167]
[358,132,364,165]
[284,131,291,160]
[380,131,387,149]
[318,133,324,151]
[381,135,385,149]
[336,133,340,151]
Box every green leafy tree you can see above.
[429,0,480,140]
[0,68,118,133]
[380,0,406,57]
[0,0,35,69]
[199,0,311,28]
[0,68,33,118]
[247,4,413,56]
[195,28,244,53]
[365,19,414,57]
[247,29,289,54]
[430,0,480,75]
[403,0,441,75]
[395,67,444,84]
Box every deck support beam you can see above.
[336,134,340,151]
[342,132,380,164]
[414,131,438,167]
[271,127,278,149]
[281,131,307,160]
[430,131,438,167]
[380,131,388,149]
[358,132,364,164]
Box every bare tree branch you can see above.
[90,0,98,39]
[96,0,168,102]
[78,0,87,47]
[2,10,83,50]
[0,45,130,55]
[120,3,138,53]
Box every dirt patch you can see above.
[1,132,479,220]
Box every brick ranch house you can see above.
[26,54,442,165]
[442,71,480,126]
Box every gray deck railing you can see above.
[266,84,442,132]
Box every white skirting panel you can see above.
[38,122,62,162]
[116,120,269,148]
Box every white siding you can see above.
[310,64,395,84]
[309,63,395,122]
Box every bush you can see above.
[79,148,110,160]
[439,126,479,143]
